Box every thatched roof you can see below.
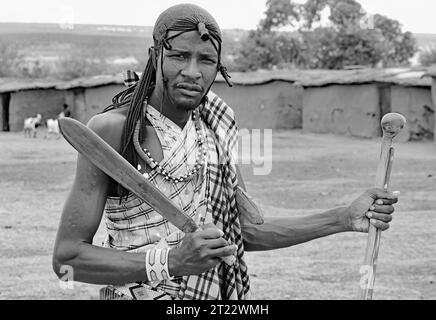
[216,68,432,87]
[423,67,436,78]
[0,78,58,94]
[55,74,124,90]
[0,67,433,94]
[0,75,124,94]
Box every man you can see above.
[52,4,398,300]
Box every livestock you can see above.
[44,112,65,139]
[23,114,42,138]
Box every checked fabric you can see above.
[101,72,250,300]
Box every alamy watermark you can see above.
[359,264,374,290]
[59,265,74,290]
[180,128,273,176]
[238,129,272,176]
[58,5,75,30]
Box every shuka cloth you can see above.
[101,82,250,300]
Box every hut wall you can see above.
[9,89,66,131]
[432,79,436,144]
[3,78,434,143]
[391,86,434,142]
[212,81,303,130]
[302,84,381,138]
[79,84,125,124]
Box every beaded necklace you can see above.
[133,108,207,183]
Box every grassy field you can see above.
[0,128,435,300]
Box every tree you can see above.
[259,0,301,32]
[419,46,436,67]
[235,0,417,70]
[234,30,303,71]
[328,0,363,30]
[372,14,417,66]
[301,0,329,30]
[0,43,24,77]
[301,27,384,69]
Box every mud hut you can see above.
[0,79,60,132]
[1,68,434,143]
[299,68,434,141]
[424,68,436,143]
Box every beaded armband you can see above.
[145,248,174,282]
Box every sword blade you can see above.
[58,117,198,233]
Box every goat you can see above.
[44,112,65,140]
[23,114,42,138]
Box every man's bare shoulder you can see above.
[87,108,128,152]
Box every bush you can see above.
[301,27,385,69]
[18,60,51,78]
[419,46,436,67]
[234,30,304,71]
[0,43,24,77]
[0,43,52,78]
[55,48,112,80]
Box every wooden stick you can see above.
[358,113,406,300]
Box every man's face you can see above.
[155,30,219,111]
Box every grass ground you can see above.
[0,128,435,300]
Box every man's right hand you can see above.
[168,224,237,276]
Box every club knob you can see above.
[381,113,407,139]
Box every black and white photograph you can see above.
[0,0,435,305]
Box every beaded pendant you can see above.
[133,109,206,183]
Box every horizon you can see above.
[1,21,436,36]
[1,0,436,34]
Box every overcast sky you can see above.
[1,0,435,33]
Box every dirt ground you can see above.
[0,127,435,300]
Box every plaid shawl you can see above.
[116,71,250,300]
[179,92,250,300]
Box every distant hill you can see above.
[1,22,434,77]
[0,23,156,66]
[0,22,247,77]
[0,22,247,45]
[0,22,153,37]
[2,22,433,45]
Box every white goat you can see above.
[44,112,65,139]
[23,114,42,138]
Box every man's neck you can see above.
[163,107,191,129]
[148,92,192,129]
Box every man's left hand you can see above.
[347,189,399,233]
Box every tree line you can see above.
[1,0,436,80]
[232,0,424,71]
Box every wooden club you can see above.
[358,113,406,300]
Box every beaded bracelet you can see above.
[145,248,174,282]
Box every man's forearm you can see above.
[53,242,148,285]
[242,207,352,251]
